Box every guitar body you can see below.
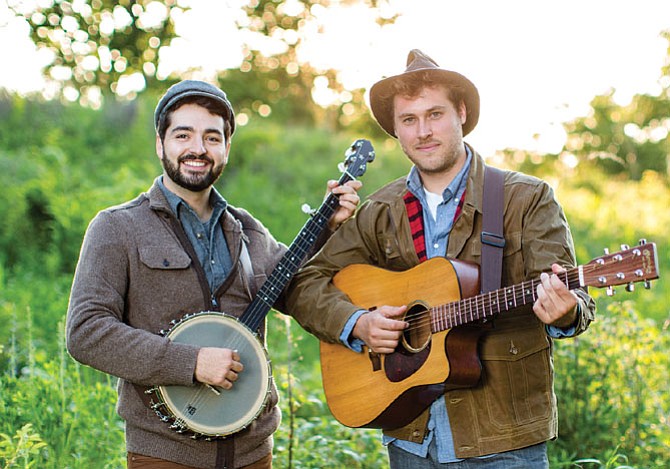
[320,257,482,429]
[320,242,660,430]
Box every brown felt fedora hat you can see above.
[369,49,480,137]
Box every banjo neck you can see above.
[240,139,374,332]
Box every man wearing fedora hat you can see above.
[287,50,595,467]
[66,79,361,468]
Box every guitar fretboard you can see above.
[238,138,374,332]
[241,192,342,332]
[430,268,582,332]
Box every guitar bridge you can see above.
[368,349,381,372]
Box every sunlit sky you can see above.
[1,0,669,156]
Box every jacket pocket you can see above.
[139,246,191,270]
[501,231,524,284]
[478,324,553,430]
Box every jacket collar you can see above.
[462,143,485,215]
[147,177,172,213]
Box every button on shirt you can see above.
[157,177,233,293]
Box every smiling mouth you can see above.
[182,160,207,167]
[180,158,211,171]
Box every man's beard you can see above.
[404,140,462,176]
[161,152,224,192]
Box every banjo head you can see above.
[154,312,271,437]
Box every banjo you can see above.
[147,139,375,438]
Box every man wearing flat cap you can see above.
[66,79,361,468]
[287,50,595,467]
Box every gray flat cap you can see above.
[154,80,235,135]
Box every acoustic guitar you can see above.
[319,241,659,430]
[147,139,375,438]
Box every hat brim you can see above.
[369,68,480,138]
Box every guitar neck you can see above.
[238,138,376,332]
[428,241,658,332]
[242,193,340,330]
[430,267,582,332]
[240,178,350,332]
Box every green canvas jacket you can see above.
[286,147,595,458]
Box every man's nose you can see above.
[189,136,207,155]
[418,119,433,139]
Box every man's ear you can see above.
[459,100,467,126]
[155,134,163,160]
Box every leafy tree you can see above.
[221,0,397,132]
[9,0,397,134]
[10,0,183,104]
[562,90,670,181]
[497,29,670,183]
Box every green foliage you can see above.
[0,92,668,468]
[0,314,125,468]
[0,424,47,469]
[550,302,670,468]
[0,92,157,274]
[554,169,669,324]
[219,121,409,244]
[13,0,183,102]
[267,313,387,467]
[563,91,670,180]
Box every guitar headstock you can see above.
[338,139,375,182]
[582,241,659,294]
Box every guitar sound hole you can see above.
[401,301,431,353]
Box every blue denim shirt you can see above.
[339,148,576,462]
[157,177,232,293]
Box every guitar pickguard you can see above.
[384,343,431,382]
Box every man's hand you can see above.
[533,263,579,328]
[194,347,244,390]
[327,179,362,230]
[352,305,408,354]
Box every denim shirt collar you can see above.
[156,176,228,221]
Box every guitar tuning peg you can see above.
[301,203,316,216]
[620,244,630,251]
[638,238,647,245]
[606,286,616,297]
[603,247,610,255]
[644,280,652,289]
[338,162,346,172]
[625,283,635,292]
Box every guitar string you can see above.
[399,268,585,334]
[401,253,641,334]
[241,195,339,330]
[171,209,334,430]
[171,325,259,433]
[240,150,374,331]
[241,154,372,330]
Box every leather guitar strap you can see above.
[216,438,235,469]
[481,166,505,293]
